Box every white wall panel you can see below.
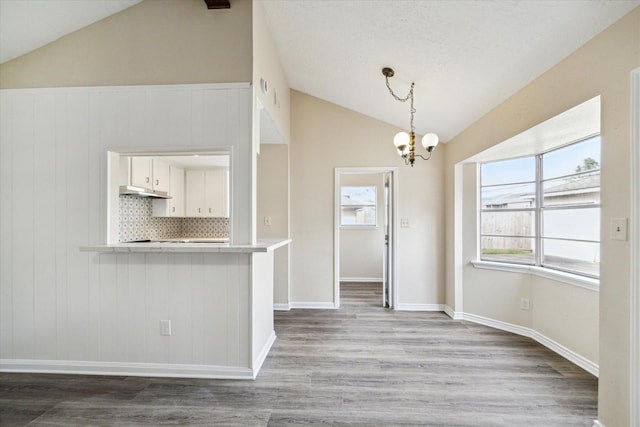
[128,91,148,148]
[0,92,13,359]
[98,253,119,361]
[167,253,193,364]
[87,92,102,361]
[0,83,256,375]
[251,252,274,364]
[202,89,231,147]
[115,253,130,362]
[64,91,91,361]
[12,92,35,358]
[145,253,171,363]
[203,254,228,365]
[127,253,147,363]
[54,92,69,360]
[167,90,192,147]
[33,92,58,359]
[146,90,192,147]
[189,253,207,364]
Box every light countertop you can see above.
[81,238,291,254]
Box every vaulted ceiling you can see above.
[1,0,638,142]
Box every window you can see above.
[480,136,601,278]
[341,186,376,226]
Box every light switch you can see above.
[401,218,410,228]
[610,218,628,241]
[264,217,272,226]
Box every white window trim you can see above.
[340,225,379,230]
[340,185,377,227]
[479,137,601,280]
[471,259,599,291]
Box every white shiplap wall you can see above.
[0,84,260,377]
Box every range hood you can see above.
[119,185,171,199]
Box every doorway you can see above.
[334,167,398,309]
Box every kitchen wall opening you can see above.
[106,151,231,244]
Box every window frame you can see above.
[340,185,378,228]
[479,136,601,280]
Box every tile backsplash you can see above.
[119,195,229,242]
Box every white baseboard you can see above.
[396,303,446,311]
[0,359,254,380]
[463,312,531,337]
[461,312,599,377]
[531,330,598,377]
[592,420,605,427]
[444,305,464,320]
[252,331,276,378]
[340,277,383,283]
[273,303,291,311]
[290,301,337,309]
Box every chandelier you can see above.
[382,67,439,167]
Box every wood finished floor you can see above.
[0,282,597,426]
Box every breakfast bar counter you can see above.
[81,238,290,254]
[72,238,291,380]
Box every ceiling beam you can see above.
[204,0,230,9]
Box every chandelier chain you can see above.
[385,76,416,133]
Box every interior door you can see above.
[382,173,393,308]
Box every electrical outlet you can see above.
[520,298,530,311]
[160,320,172,336]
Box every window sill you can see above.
[470,260,599,292]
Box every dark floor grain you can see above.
[0,282,597,426]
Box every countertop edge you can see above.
[80,238,291,254]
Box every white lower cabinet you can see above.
[185,168,229,217]
[152,166,185,217]
[185,170,206,217]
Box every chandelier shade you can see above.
[422,133,439,151]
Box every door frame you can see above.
[334,167,399,309]
[630,66,640,427]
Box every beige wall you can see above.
[443,7,640,426]
[291,90,444,306]
[0,0,253,88]
[252,0,291,299]
[459,161,598,366]
[252,0,290,144]
[531,276,599,363]
[257,144,290,306]
[339,173,385,281]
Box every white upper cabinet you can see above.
[130,157,151,188]
[126,157,170,193]
[185,168,229,217]
[152,159,170,193]
[152,165,185,217]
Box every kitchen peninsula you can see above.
[81,238,290,379]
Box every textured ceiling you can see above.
[0,0,638,143]
[262,0,639,142]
